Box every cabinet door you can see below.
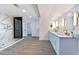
[54,37,59,54]
[60,39,77,55]
[48,32,59,54]
[52,35,59,54]
[48,33,55,49]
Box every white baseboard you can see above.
[0,38,24,52]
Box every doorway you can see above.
[14,17,22,38]
[27,23,32,36]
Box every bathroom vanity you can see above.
[48,31,79,55]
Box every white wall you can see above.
[23,16,27,37]
[39,17,50,40]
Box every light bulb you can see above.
[22,9,26,13]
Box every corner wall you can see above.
[39,17,50,40]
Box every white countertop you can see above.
[49,30,73,38]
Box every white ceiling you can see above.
[0,4,76,20]
[38,4,75,20]
[0,4,38,17]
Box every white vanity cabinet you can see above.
[48,31,78,55]
[49,32,59,54]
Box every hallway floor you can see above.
[0,37,56,55]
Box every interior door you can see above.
[14,17,22,38]
[27,23,32,36]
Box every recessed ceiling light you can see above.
[22,9,26,13]
[29,16,32,18]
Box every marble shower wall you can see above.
[0,14,14,48]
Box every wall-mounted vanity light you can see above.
[54,21,59,32]
[63,17,67,30]
[50,20,59,32]
[50,21,56,29]
[50,24,52,27]
[55,21,58,27]
[62,17,66,28]
[78,16,79,26]
[73,12,78,27]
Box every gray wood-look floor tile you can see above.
[0,37,56,55]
